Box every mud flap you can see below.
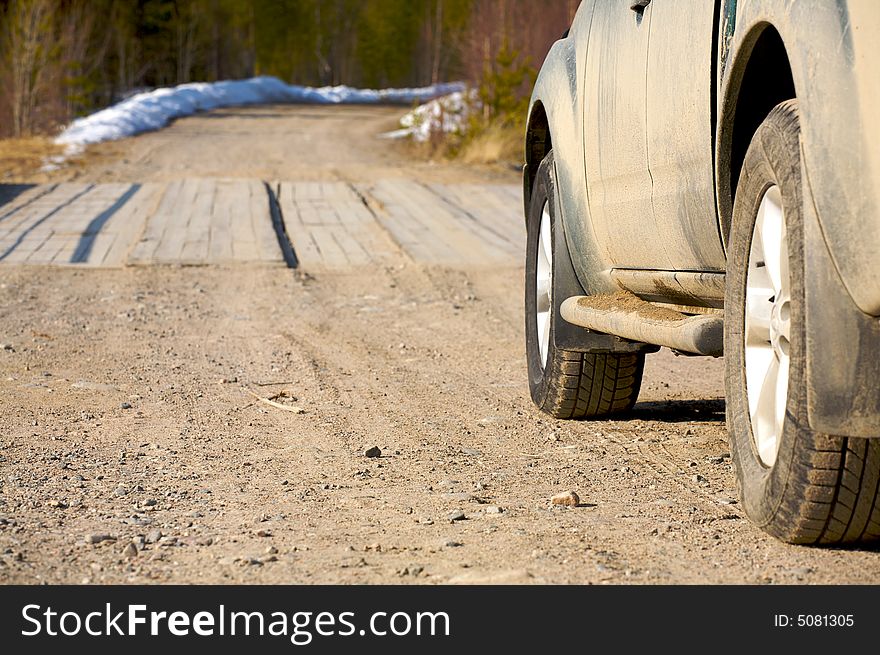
[802,158,880,437]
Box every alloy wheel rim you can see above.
[536,201,553,368]
[744,185,791,467]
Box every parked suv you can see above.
[523,0,880,544]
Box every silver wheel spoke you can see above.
[745,344,775,418]
[758,186,785,296]
[535,202,553,369]
[755,355,780,465]
[745,289,773,345]
[540,211,553,265]
[536,279,551,313]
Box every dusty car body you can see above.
[522,0,880,544]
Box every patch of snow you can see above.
[381,89,477,142]
[56,76,465,147]
[39,143,82,173]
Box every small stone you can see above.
[440,540,462,548]
[120,402,132,410]
[195,536,214,546]
[122,542,138,558]
[484,505,503,514]
[459,447,482,456]
[86,534,115,545]
[716,497,738,505]
[447,510,466,522]
[144,529,162,544]
[551,491,580,507]
[364,446,382,458]
[256,529,272,538]
[692,474,707,484]
[114,486,127,497]
[265,546,278,555]
[419,518,434,525]
[1,343,14,352]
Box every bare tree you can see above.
[2,0,55,136]
[432,0,444,85]
[60,0,112,120]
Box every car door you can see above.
[645,0,725,271]
[583,0,674,270]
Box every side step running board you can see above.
[560,292,723,357]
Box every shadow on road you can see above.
[629,398,725,423]
[0,184,37,211]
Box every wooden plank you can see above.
[309,225,348,266]
[362,181,439,263]
[3,234,50,263]
[104,183,161,267]
[432,183,523,256]
[248,180,282,263]
[1,183,92,238]
[277,182,321,266]
[208,181,235,264]
[329,226,370,265]
[153,178,200,262]
[228,180,258,261]
[0,184,57,229]
[77,232,117,267]
[372,180,466,263]
[0,184,54,223]
[26,235,67,264]
[129,181,183,264]
[180,178,214,263]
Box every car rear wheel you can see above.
[725,99,880,544]
[525,151,644,419]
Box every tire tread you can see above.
[540,351,644,420]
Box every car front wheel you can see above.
[525,151,644,419]
[725,99,880,544]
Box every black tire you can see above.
[525,151,644,419]
[725,99,880,545]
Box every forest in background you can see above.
[0,0,578,140]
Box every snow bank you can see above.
[56,76,465,147]
[381,89,477,142]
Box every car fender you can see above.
[525,2,615,299]
[719,0,880,316]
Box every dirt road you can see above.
[1,105,878,583]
